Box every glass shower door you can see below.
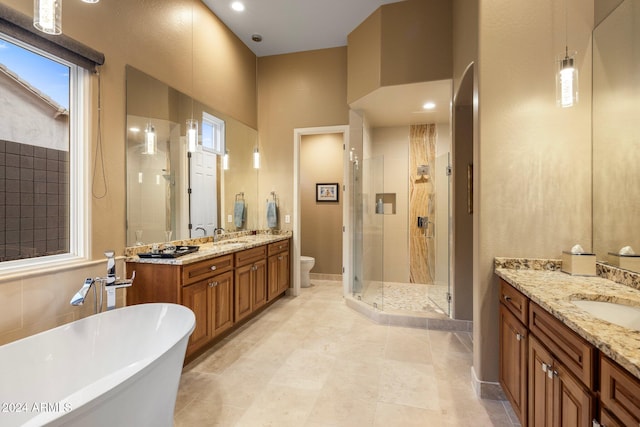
[353,156,384,309]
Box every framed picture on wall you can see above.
[316,183,339,202]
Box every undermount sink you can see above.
[571,299,640,331]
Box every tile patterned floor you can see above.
[174,280,520,426]
[357,281,448,316]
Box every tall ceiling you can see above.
[201,0,451,126]
[201,0,404,57]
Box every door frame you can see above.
[293,125,349,297]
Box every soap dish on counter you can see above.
[138,246,199,259]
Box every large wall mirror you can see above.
[592,0,640,265]
[125,66,259,247]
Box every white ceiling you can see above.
[201,0,404,57]
[201,0,451,126]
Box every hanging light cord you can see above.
[564,0,569,55]
[191,6,195,122]
[92,69,108,199]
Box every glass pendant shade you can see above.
[223,150,230,170]
[556,50,578,108]
[253,148,260,169]
[144,123,157,155]
[186,119,198,153]
[34,0,62,35]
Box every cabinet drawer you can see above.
[183,255,233,285]
[601,355,640,426]
[235,246,266,267]
[500,279,528,325]
[529,302,595,389]
[268,239,289,256]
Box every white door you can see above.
[190,148,218,237]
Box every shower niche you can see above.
[374,193,396,215]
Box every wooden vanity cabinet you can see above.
[499,281,528,425]
[528,335,593,427]
[498,279,597,427]
[234,246,267,322]
[181,255,234,355]
[127,239,289,360]
[528,302,596,427]
[599,355,640,426]
[268,239,290,300]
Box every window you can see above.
[201,112,225,154]
[0,33,87,268]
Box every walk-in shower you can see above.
[350,123,452,319]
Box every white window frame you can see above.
[201,111,225,154]
[0,34,89,276]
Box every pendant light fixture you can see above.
[556,0,578,108]
[186,119,197,153]
[223,150,230,170]
[33,0,99,35]
[33,0,62,35]
[144,123,157,155]
[186,5,198,153]
[253,147,260,169]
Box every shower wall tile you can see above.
[409,124,436,284]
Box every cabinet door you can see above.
[268,255,280,300]
[553,362,593,427]
[529,336,554,427]
[277,250,290,295]
[499,304,527,425]
[182,280,212,354]
[252,259,267,310]
[235,263,253,322]
[600,355,640,426]
[211,271,234,336]
[600,408,624,427]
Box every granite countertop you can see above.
[495,258,640,380]
[124,231,292,266]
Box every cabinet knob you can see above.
[209,281,218,287]
[210,265,217,271]
[503,295,512,303]
[278,256,283,260]
[516,333,523,341]
[541,363,548,373]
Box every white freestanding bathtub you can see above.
[0,303,195,427]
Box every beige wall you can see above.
[0,0,256,345]
[257,48,349,229]
[474,0,593,385]
[347,0,453,104]
[380,0,452,87]
[347,8,382,104]
[300,134,343,274]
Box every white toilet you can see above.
[300,256,315,288]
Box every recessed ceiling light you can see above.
[423,102,436,110]
[231,1,245,12]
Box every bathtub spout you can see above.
[70,277,96,306]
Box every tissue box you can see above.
[608,253,640,273]
[561,251,596,276]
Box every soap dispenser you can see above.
[376,198,383,214]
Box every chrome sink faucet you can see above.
[195,226,207,236]
[213,227,225,242]
[70,251,135,313]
